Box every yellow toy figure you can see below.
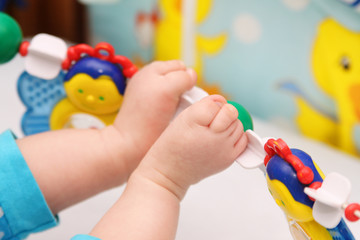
[154,0,227,94]
[294,18,360,155]
[265,139,331,239]
[264,138,355,239]
[237,131,359,239]
[50,43,137,130]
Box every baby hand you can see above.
[137,95,248,199]
[102,60,197,179]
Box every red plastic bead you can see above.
[274,139,292,158]
[19,41,30,56]
[264,155,271,166]
[112,55,138,78]
[66,46,77,60]
[307,181,322,201]
[297,166,314,185]
[309,181,322,190]
[62,58,71,70]
[286,154,304,171]
[345,203,360,222]
[264,140,275,157]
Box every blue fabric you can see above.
[0,130,58,240]
[71,235,101,240]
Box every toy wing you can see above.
[18,71,66,135]
[23,33,67,80]
[305,172,351,228]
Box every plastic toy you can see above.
[16,35,137,133]
[236,131,360,239]
[0,12,22,63]
[49,42,137,130]
[0,13,138,134]
[17,70,66,135]
[22,33,68,80]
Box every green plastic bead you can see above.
[0,12,22,64]
[227,100,253,131]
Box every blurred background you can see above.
[1,0,87,43]
[3,0,359,160]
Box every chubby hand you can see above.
[136,95,248,199]
[101,60,197,180]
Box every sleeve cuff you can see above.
[71,234,102,240]
[0,129,58,239]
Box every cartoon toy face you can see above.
[290,18,360,155]
[313,19,360,121]
[64,73,123,115]
[265,149,324,222]
[63,57,126,115]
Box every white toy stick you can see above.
[174,86,209,118]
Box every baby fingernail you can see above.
[226,104,239,117]
[186,68,197,82]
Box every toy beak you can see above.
[349,84,360,120]
[86,95,95,103]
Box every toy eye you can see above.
[99,96,105,101]
[340,56,351,71]
[78,89,84,93]
[268,189,273,196]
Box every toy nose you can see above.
[86,95,95,103]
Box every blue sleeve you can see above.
[0,130,58,240]
[71,235,101,240]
